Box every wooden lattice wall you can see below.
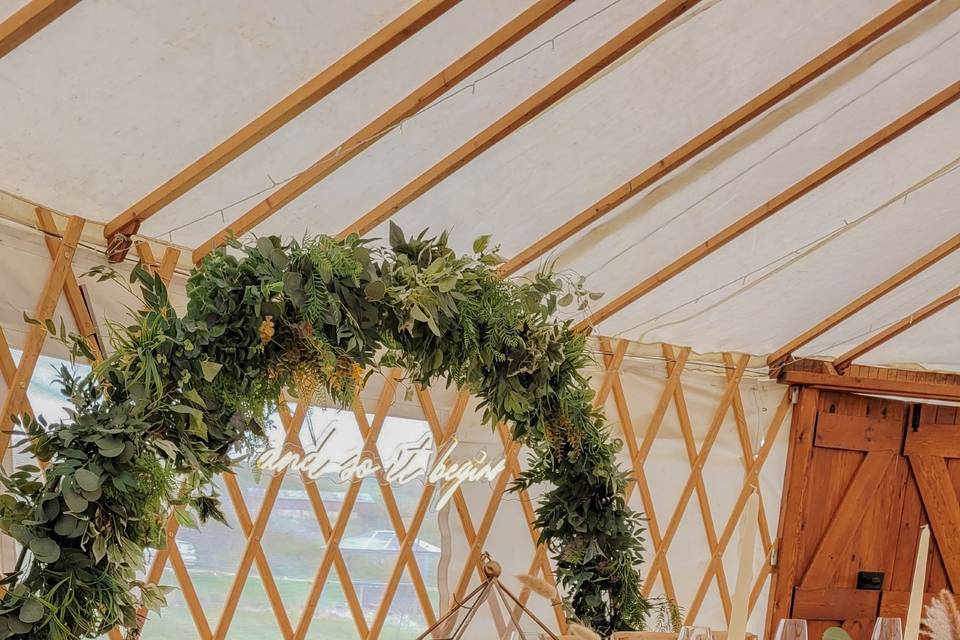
[0,227,793,639]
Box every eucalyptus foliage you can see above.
[0,225,649,638]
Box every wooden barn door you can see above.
[770,388,960,640]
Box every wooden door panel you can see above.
[799,451,896,589]
[815,413,903,452]
[769,390,960,640]
[908,456,960,590]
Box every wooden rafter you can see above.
[578,81,960,331]
[769,232,960,366]
[330,0,701,241]
[104,0,458,246]
[499,0,938,276]
[834,284,960,371]
[0,0,77,59]
[192,0,574,262]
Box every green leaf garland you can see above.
[0,225,649,638]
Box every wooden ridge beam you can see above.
[769,232,960,367]
[104,0,458,246]
[331,0,702,241]
[834,284,960,370]
[578,81,960,331]
[0,0,77,59]
[500,0,938,276]
[192,0,574,262]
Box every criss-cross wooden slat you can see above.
[349,388,438,631]
[642,354,749,596]
[416,388,509,634]
[684,393,791,622]
[212,401,309,639]
[722,352,773,551]
[35,208,102,359]
[1,324,790,638]
[493,421,567,633]
[0,215,84,458]
[598,338,678,600]
[451,434,521,604]
[293,370,399,639]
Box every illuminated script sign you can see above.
[256,430,505,510]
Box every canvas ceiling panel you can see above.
[0,0,405,220]
[570,21,960,345]
[144,0,542,244]
[548,0,959,290]
[365,0,889,258]
[589,97,960,356]
[590,119,960,359]
[231,0,655,248]
[645,170,960,362]
[854,304,960,371]
[0,1,27,23]
[799,250,960,362]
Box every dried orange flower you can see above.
[259,316,275,345]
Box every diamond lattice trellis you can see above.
[0,234,791,639]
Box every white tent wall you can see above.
[436,345,790,638]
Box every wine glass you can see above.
[678,626,713,640]
[773,619,809,640]
[871,618,903,640]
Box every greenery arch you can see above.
[0,225,648,639]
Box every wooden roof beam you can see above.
[834,285,960,371]
[103,0,458,250]
[769,232,960,367]
[0,0,77,59]
[500,0,938,276]
[192,0,575,263]
[577,81,960,332]
[329,0,702,242]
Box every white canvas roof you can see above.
[1,0,958,370]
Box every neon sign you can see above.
[255,430,506,510]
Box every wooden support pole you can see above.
[834,284,960,370]
[193,0,574,261]
[331,0,701,241]
[105,0,458,243]
[769,232,960,366]
[0,215,84,457]
[0,0,77,59]
[579,81,960,331]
